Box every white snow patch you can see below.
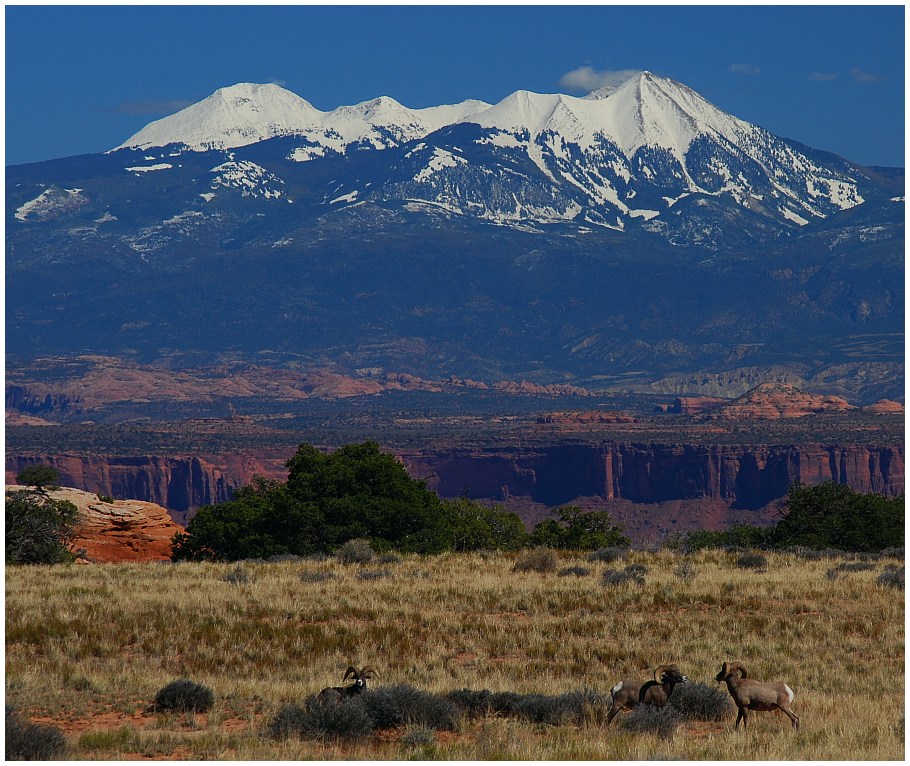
[15,188,87,222]
[414,147,467,182]
[629,209,660,221]
[200,192,216,202]
[125,163,173,173]
[330,190,359,204]
[781,207,809,226]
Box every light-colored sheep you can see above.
[715,661,799,730]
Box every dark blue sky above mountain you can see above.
[5,4,905,167]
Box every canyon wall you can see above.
[6,443,903,527]
[403,443,903,512]
[5,451,290,525]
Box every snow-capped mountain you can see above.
[117,82,491,155]
[6,72,902,396]
[106,73,876,238]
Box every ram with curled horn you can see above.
[715,661,799,730]
[317,665,379,703]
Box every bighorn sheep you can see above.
[317,665,378,703]
[715,661,799,730]
[607,664,687,724]
[638,663,688,707]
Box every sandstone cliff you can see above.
[6,485,182,563]
[5,452,290,525]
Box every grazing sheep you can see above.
[715,661,799,730]
[638,664,688,707]
[317,665,378,703]
[607,664,686,724]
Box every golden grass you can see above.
[5,548,904,759]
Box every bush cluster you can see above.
[668,682,734,721]
[602,564,647,587]
[152,679,215,713]
[6,489,80,565]
[6,706,68,760]
[271,685,459,742]
[512,547,558,573]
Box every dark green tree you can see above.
[685,523,771,551]
[769,481,904,552]
[443,497,529,551]
[173,442,457,561]
[6,490,80,564]
[530,505,630,550]
[15,464,61,492]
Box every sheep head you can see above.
[655,664,688,685]
[715,661,748,682]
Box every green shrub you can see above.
[602,565,646,587]
[771,482,904,552]
[588,546,627,563]
[668,682,734,721]
[877,566,904,590]
[619,703,681,739]
[531,506,630,550]
[360,684,460,731]
[336,538,375,565]
[15,465,61,491]
[558,565,591,577]
[6,490,80,565]
[271,697,374,742]
[512,546,558,573]
[152,679,214,713]
[5,706,68,760]
[735,552,769,571]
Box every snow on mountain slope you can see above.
[117,83,324,151]
[107,72,869,235]
[116,82,491,155]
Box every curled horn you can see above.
[342,665,359,681]
[728,662,748,678]
[653,664,672,682]
[360,665,379,679]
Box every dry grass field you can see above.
[5,548,904,760]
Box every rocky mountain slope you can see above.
[6,74,903,398]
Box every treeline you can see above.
[686,480,904,553]
[172,441,904,562]
[172,441,629,561]
[6,445,904,565]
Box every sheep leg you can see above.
[735,707,747,730]
[780,707,799,730]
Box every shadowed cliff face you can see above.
[5,452,290,525]
[7,443,902,531]
[403,443,903,512]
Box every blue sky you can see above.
[4,4,905,167]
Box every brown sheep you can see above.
[715,661,799,730]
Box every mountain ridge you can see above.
[6,71,903,399]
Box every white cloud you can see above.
[850,68,884,83]
[730,63,761,76]
[558,66,642,94]
[808,71,839,82]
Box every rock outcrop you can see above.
[6,485,182,563]
[5,452,290,525]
